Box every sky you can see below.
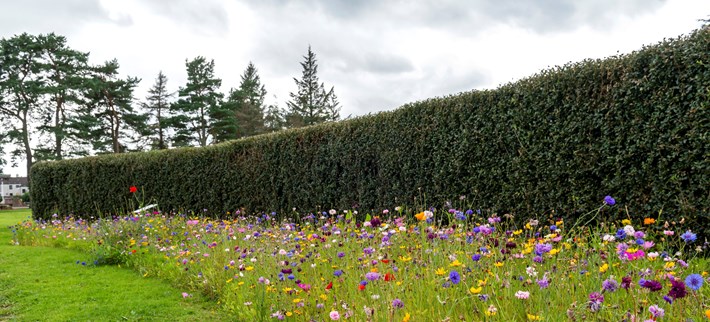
[1,0,708,176]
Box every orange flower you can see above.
[415,212,426,221]
[644,218,656,225]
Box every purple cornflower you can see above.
[471,254,481,262]
[363,247,374,255]
[365,272,381,281]
[534,243,553,255]
[604,195,615,205]
[392,298,404,309]
[588,292,604,312]
[334,270,344,277]
[668,278,687,299]
[337,252,345,258]
[685,274,703,291]
[449,271,461,285]
[648,304,664,318]
[621,276,632,290]
[639,279,662,292]
[537,278,550,289]
[602,278,619,293]
[680,230,697,243]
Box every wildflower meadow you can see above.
[10,192,710,321]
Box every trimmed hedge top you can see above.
[32,28,709,227]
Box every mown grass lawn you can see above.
[0,208,228,322]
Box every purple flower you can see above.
[334,270,344,277]
[621,276,632,290]
[449,271,461,285]
[471,254,481,262]
[648,304,664,318]
[685,274,703,291]
[537,278,550,289]
[588,292,604,312]
[604,195,615,206]
[667,278,687,299]
[534,243,553,255]
[337,252,345,258]
[602,278,619,293]
[365,272,380,281]
[639,279,662,292]
[392,298,404,309]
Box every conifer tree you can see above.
[225,62,267,138]
[142,71,173,149]
[170,57,224,146]
[285,46,340,128]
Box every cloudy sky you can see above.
[1,0,708,176]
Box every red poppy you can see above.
[381,259,390,264]
[131,249,137,253]
[358,284,365,291]
[129,186,138,193]
[325,282,333,290]
[384,273,395,281]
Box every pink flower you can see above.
[625,249,645,261]
[186,220,199,226]
[182,292,190,298]
[329,310,340,320]
[515,290,530,299]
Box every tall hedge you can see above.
[31,28,709,226]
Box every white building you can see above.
[0,174,29,205]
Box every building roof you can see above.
[0,175,28,186]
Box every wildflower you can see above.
[621,276,632,290]
[469,286,482,294]
[680,230,697,243]
[604,195,615,205]
[392,298,404,309]
[705,309,710,319]
[588,292,604,312]
[515,291,530,299]
[334,270,344,277]
[402,312,411,322]
[599,263,608,273]
[129,186,137,193]
[527,313,542,321]
[435,267,446,276]
[329,310,340,320]
[537,278,549,289]
[602,278,619,293]
[384,273,395,282]
[471,254,481,262]
[685,274,703,291]
[449,271,461,285]
[648,305,664,318]
[615,229,627,240]
[486,305,497,316]
[644,218,655,225]
[365,272,381,282]
[667,278,687,299]
[639,279,662,292]
[181,292,190,298]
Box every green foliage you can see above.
[31,29,709,235]
[225,62,268,138]
[170,57,224,147]
[286,46,340,127]
[141,71,174,150]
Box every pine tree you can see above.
[170,57,224,146]
[263,101,286,133]
[34,33,92,160]
[285,46,341,128]
[226,62,267,138]
[0,33,44,181]
[82,59,145,153]
[142,71,173,149]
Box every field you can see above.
[8,200,710,321]
[0,208,227,321]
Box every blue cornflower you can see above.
[685,274,703,291]
[615,229,627,240]
[449,270,461,285]
[550,225,557,231]
[604,195,616,205]
[454,211,466,221]
[680,231,697,243]
[334,270,344,277]
[471,254,481,262]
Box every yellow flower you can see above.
[293,298,302,303]
[285,312,293,317]
[527,314,542,321]
[622,219,631,225]
[477,279,487,287]
[319,294,328,301]
[705,309,710,319]
[664,262,675,270]
[402,313,411,322]
[245,266,254,271]
[494,261,504,267]
[435,267,446,276]
[599,263,608,273]
[449,260,463,267]
[470,286,482,294]
[513,230,523,235]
